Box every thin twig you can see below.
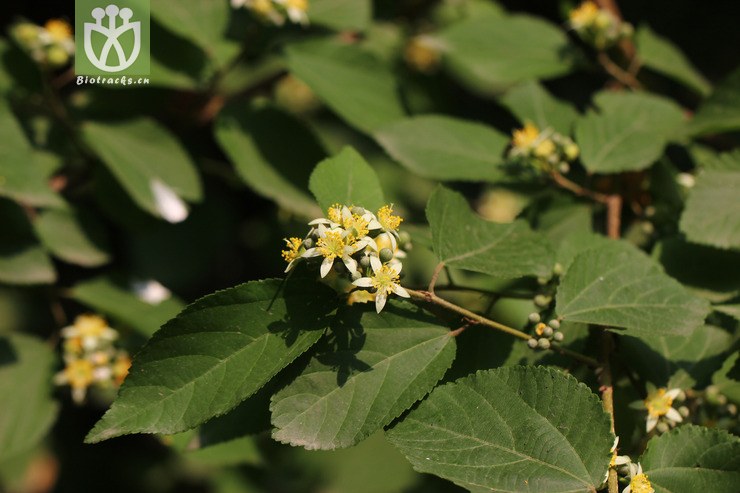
[428,262,445,294]
[597,53,643,90]
[599,331,619,493]
[550,171,611,204]
[431,285,532,299]
[606,195,623,239]
[406,289,600,368]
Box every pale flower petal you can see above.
[370,255,382,273]
[646,415,658,433]
[320,257,334,278]
[375,292,388,313]
[150,178,189,224]
[393,285,410,298]
[665,407,683,424]
[353,278,373,288]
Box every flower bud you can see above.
[552,263,563,276]
[656,422,669,433]
[527,338,538,349]
[563,142,580,161]
[553,331,564,342]
[379,248,394,263]
[537,338,551,349]
[359,256,372,268]
[46,45,70,67]
[543,326,554,338]
[528,312,541,324]
[534,294,551,308]
[678,406,690,418]
[548,319,560,330]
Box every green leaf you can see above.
[686,67,740,136]
[426,186,554,278]
[374,115,510,182]
[215,103,323,218]
[151,0,238,67]
[85,278,337,443]
[82,118,202,221]
[310,0,371,31]
[386,366,613,493]
[654,237,740,303]
[620,324,732,389]
[270,303,456,450]
[186,436,262,467]
[70,275,185,338]
[501,81,580,134]
[636,26,711,96]
[679,152,740,250]
[438,14,575,94]
[640,425,740,493]
[309,146,385,213]
[286,40,406,134]
[576,92,685,173]
[0,101,63,208]
[712,353,740,405]
[556,241,709,337]
[0,334,59,462]
[715,304,740,321]
[33,206,111,267]
[0,199,56,285]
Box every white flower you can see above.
[302,225,361,278]
[643,387,683,433]
[61,314,118,351]
[131,279,172,305]
[623,463,654,493]
[352,256,409,313]
[275,0,309,25]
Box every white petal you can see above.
[623,486,631,493]
[230,0,246,7]
[646,415,658,433]
[72,387,86,404]
[375,293,387,313]
[370,255,382,273]
[665,388,682,400]
[284,260,296,273]
[611,436,620,451]
[93,366,112,381]
[131,279,171,305]
[302,248,321,258]
[665,407,683,423]
[367,218,382,230]
[53,371,68,385]
[61,326,78,338]
[353,278,373,288]
[614,455,631,466]
[150,178,189,223]
[308,218,331,226]
[393,285,410,298]
[390,261,402,275]
[320,257,334,278]
[343,256,358,275]
[363,236,379,251]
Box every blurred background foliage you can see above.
[1,0,739,492]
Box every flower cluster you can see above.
[53,314,131,404]
[526,319,565,350]
[508,123,579,174]
[231,0,309,26]
[282,204,411,313]
[10,19,74,68]
[568,1,633,50]
[623,463,654,493]
[632,385,687,433]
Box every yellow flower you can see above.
[404,36,441,73]
[377,205,403,232]
[252,0,275,15]
[303,226,360,277]
[512,123,540,150]
[343,213,369,241]
[54,358,95,403]
[281,237,303,263]
[318,230,350,260]
[286,0,308,11]
[44,19,72,42]
[624,467,654,493]
[353,257,409,312]
[62,314,118,351]
[534,139,556,159]
[327,203,343,224]
[535,322,547,336]
[569,1,600,29]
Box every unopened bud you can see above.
[534,294,551,308]
[548,319,560,330]
[678,406,690,418]
[656,422,669,433]
[528,312,541,324]
[543,326,554,338]
[553,331,564,342]
[537,338,551,349]
[379,248,394,263]
[527,338,538,349]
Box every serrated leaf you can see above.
[501,81,580,134]
[0,199,56,285]
[640,425,740,493]
[576,92,685,173]
[620,324,732,389]
[679,152,740,250]
[85,278,337,443]
[556,241,709,336]
[309,146,385,212]
[386,366,613,493]
[83,118,202,221]
[438,14,575,94]
[0,101,62,208]
[271,303,456,450]
[310,0,371,31]
[215,103,323,218]
[374,115,509,182]
[0,334,59,462]
[686,67,740,136]
[70,275,184,338]
[285,40,406,134]
[426,186,554,278]
[33,206,111,267]
[636,26,711,96]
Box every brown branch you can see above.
[550,171,610,204]
[428,262,445,294]
[606,195,623,239]
[597,53,642,90]
[595,0,637,61]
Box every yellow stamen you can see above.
[371,265,401,295]
[343,213,369,240]
[512,123,540,149]
[569,1,600,27]
[74,314,110,338]
[64,359,94,389]
[286,0,308,11]
[318,230,347,260]
[535,322,547,336]
[377,205,403,231]
[629,473,654,493]
[252,0,275,15]
[327,204,343,224]
[645,388,674,418]
[281,237,303,263]
[534,139,556,158]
